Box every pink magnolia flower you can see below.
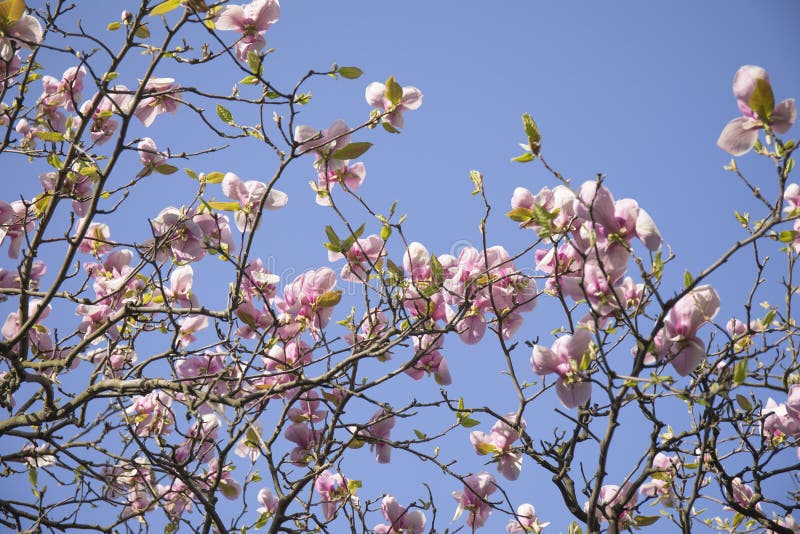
[173,413,220,464]
[158,478,192,519]
[240,257,280,301]
[0,12,43,61]
[165,264,199,308]
[584,483,637,529]
[215,0,280,62]
[178,314,208,347]
[0,52,21,91]
[470,415,526,480]
[506,503,550,533]
[39,66,86,111]
[762,396,800,444]
[639,452,682,507]
[312,162,366,206]
[452,471,497,529]
[531,329,593,408]
[0,200,34,258]
[785,183,800,214]
[77,222,113,256]
[365,80,423,128]
[235,422,265,461]
[328,234,385,282]
[374,495,426,534]
[136,137,167,177]
[314,469,349,521]
[78,91,122,145]
[134,78,181,127]
[0,259,45,290]
[257,487,279,516]
[221,172,287,232]
[205,458,242,500]
[649,285,721,376]
[405,334,451,385]
[287,390,327,423]
[294,119,352,171]
[125,390,174,437]
[355,408,396,463]
[724,477,763,514]
[274,267,339,335]
[284,422,320,465]
[718,65,796,156]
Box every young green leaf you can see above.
[338,66,363,79]
[522,112,542,155]
[385,75,403,105]
[216,104,233,124]
[149,0,181,16]
[332,142,372,160]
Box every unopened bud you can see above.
[121,10,132,23]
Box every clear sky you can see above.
[2,0,799,531]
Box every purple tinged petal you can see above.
[249,0,280,31]
[635,208,662,250]
[670,337,706,376]
[556,378,591,408]
[717,117,760,156]
[214,5,246,31]
[365,82,385,108]
[733,65,769,117]
[531,345,561,376]
[400,86,423,110]
[772,98,796,134]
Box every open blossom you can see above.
[365,80,423,128]
[0,200,34,258]
[328,234,385,282]
[531,329,593,408]
[647,285,721,376]
[452,471,497,529]
[584,484,637,529]
[294,119,352,171]
[173,413,220,464]
[506,503,549,533]
[0,11,43,61]
[257,487,279,516]
[354,408,395,463]
[312,161,366,206]
[134,78,180,127]
[470,415,526,480]
[724,477,763,514]
[639,452,682,507]
[221,172,288,232]
[314,469,349,521]
[235,422,265,461]
[39,66,85,111]
[215,0,280,62]
[718,65,796,156]
[125,391,174,437]
[374,495,426,534]
[136,137,167,178]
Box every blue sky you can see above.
[2,0,799,531]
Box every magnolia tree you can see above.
[0,1,798,533]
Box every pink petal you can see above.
[556,378,591,409]
[365,82,386,108]
[214,5,246,31]
[772,98,796,135]
[717,117,760,156]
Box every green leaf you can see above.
[103,71,119,83]
[474,442,495,455]
[46,153,63,169]
[413,429,427,440]
[34,131,64,142]
[522,112,542,155]
[385,75,403,105]
[325,225,341,248]
[247,50,261,74]
[380,224,391,240]
[199,172,222,184]
[469,170,483,195]
[206,201,241,212]
[430,254,444,287]
[735,393,752,411]
[683,270,694,288]
[316,290,342,308]
[786,157,795,175]
[381,121,400,134]
[28,467,37,488]
[184,168,199,180]
[164,523,178,534]
[777,230,797,243]
[133,23,151,38]
[156,164,178,175]
[511,152,535,163]
[0,0,26,25]
[216,104,233,124]
[240,75,259,85]
[332,142,372,160]
[506,207,533,223]
[338,66,363,79]
[749,78,775,121]
[294,92,312,105]
[460,416,480,428]
[107,21,121,31]
[254,512,270,529]
[347,479,362,493]
[149,0,181,16]
[634,515,660,527]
